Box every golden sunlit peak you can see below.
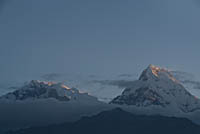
[148,64,161,70]
[61,85,71,90]
[47,82,56,86]
[148,64,171,73]
[145,64,180,83]
[147,64,162,77]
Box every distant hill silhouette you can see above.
[8,108,200,134]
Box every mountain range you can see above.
[2,65,200,133]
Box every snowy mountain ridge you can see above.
[111,65,200,113]
[0,80,98,102]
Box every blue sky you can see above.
[0,0,200,81]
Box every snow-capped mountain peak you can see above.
[111,65,200,113]
[28,80,70,89]
[139,64,178,83]
[0,80,97,102]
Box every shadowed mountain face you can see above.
[9,108,200,134]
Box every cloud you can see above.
[118,74,136,78]
[93,80,136,88]
[88,74,97,78]
[171,71,200,90]
[93,71,200,91]
[171,71,195,82]
[182,80,200,90]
